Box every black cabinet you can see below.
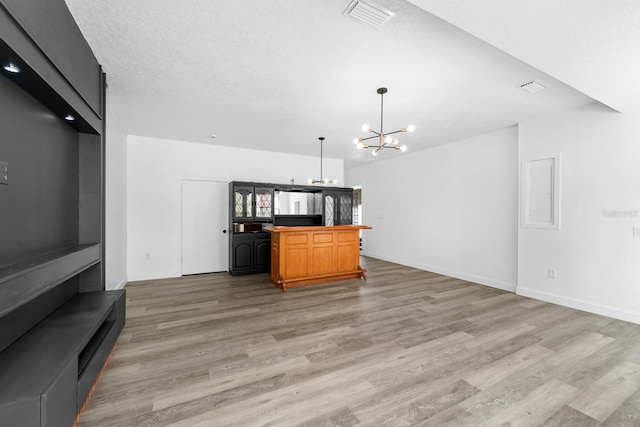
[229,181,274,275]
[254,239,271,270]
[231,182,274,221]
[230,234,271,275]
[323,189,354,225]
[232,238,253,270]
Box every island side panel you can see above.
[336,230,359,273]
[270,232,281,288]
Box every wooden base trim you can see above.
[272,268,367,292]
[72,343,117,427]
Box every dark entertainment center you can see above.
[0,1,125,426]
[229,181,355,275]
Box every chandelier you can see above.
[308,137,337,185]
[353,87,414,155]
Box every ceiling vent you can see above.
[520,80,546,94]
[343,0,395,29]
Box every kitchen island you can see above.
[265,225,372,291]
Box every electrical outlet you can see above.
[0,161,7,185]
[548,268,557,279]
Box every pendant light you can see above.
[308,137,337,185]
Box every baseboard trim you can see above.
[107,277,128,291]
[516,286,640,325]
[127,270,181,282]
[360,251,517,293]
[360,252,640,325]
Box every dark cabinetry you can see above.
[323,189,353,225]
[231,234,271,274]
[232,182,274,220]
[228,181,355,275]
[229,182,274,275]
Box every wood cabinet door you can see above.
[336,231,358,272]
[282,234,310,279]
[310,232,334,276]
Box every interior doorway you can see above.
[181,180,228,275]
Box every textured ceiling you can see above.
[407,0,640,113]
[64,0,617,169]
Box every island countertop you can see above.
[264,224,372,233]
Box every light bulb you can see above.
[353,138,360,144]
[64,114,75,121]
[392,138,399,145]
[361,124,370,132]
[356,143,364,150]
[308,178,313,184]
[407,125,415,132]
[384,136,392,144]
[3,63,20,73]
[400,145,407,152]
[372,149,378,156]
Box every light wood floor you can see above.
[78,257,640,426]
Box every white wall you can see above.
[346,126,518,291]
[518,102,640,323]
[104,107,128,290]
[127,135,344,281]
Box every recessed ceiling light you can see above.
[210,134,217,138]
[3,63,20,73]
[64,114,75,121]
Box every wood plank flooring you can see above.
[77,257,640,426]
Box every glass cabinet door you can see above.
[323,190,353,225]
[254,186,274,219]
[324,193,336,226]
[234,186,253,219]
[339,191,353,225]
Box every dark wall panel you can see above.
[0,74,78,262]
[0,0,102,116]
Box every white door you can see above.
[181,180,228,275]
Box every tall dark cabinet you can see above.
[229,181,274,275]
[0,2,125,426]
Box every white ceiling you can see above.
[407,0,640,113]
[64,0,639,169]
